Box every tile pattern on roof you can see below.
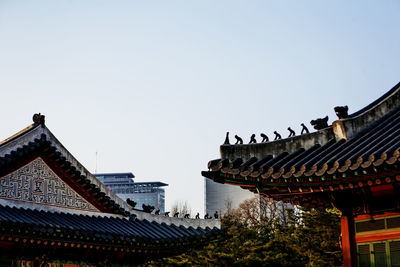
[0,157,99,212]
[0,204,223,249]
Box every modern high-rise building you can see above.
[94,172,167,213]
[205,178,255,216]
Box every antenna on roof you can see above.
[95,151,98,174]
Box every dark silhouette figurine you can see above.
[214,211,219,219]
[274,131,282,140]
[224,132,230,145]
[155,209,160,215]
[288,127,296,137]
[173,212,179,218]
[195,212,200,219]
[164,212,170,217]
[184,213,190,218]
[204,213,210,219]
[249,134,257,144]
[300,123,309,134]
[126,198,137,208]
[310,116,329,130]
[142,204,155,213]
[334,105,349,119]
[260,133,269,142]
[235,135,243,144]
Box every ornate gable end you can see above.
[0,157,99,212]
[0,116,133,216]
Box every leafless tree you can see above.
[171,200,191,218]
[224,196,293,226]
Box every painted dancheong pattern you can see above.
[0,157,99,212]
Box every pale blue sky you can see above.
[0,1,399,215]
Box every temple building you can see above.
[203,82,400,267]
[0,114,222,266]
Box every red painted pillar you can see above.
[341,214,357,267]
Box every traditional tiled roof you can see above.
[0,115,223,260]
[0,128,131,216]
[0,204,222,252]
[202,82,400,209]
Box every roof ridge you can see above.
[220,126,335,161]
[0,124,37,148]
[349,81,400,118]
[0,199,124,218]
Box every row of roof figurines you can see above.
[126,199,219,220]
[225,105,349,145]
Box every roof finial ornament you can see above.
[249,134,257,144]
[310,116,329,130]
[274,131,282,140]
[126,198,137,208]
[234,135,243,145]
[334,105,349,119]
[224,132,230,145]
[214,211,219,219]
[142,204,155,213]
[33,113,45,126]
[300,123,310,134]
[260,133,269,142]
[287,127,296,137]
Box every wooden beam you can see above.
[341,213,357,267]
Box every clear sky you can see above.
[0,1,399,215]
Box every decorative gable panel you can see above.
[0,157,99,212]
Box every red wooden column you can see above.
[341,214,357,267]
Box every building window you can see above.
[357,240,400,267]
